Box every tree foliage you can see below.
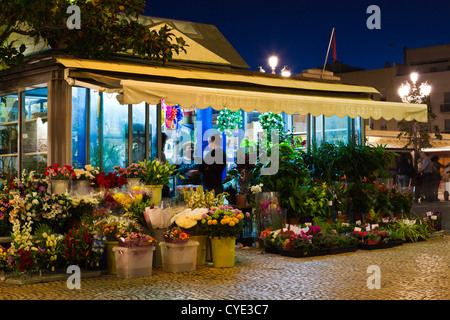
[0,0,187,70]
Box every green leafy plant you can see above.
[217,108,242,134]
[0,0,188,70]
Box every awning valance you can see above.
[118,79,429,122]
[57,57,429,122]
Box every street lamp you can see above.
[398,72,431,104]
[281,65,291,77]
[268,55,278,74]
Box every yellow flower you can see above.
[207,220,213,225]
[228,221,235,227]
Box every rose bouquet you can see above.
[93,172,127,189]
[73,164,99,180]
[114,163,144,179]
[45,164,75,180]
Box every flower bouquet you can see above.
[114,163,144,179]
[73,165,99,180]
[118,231,158,248]
[183,185,227,209]
[170,208,208,235]
[163,225,191,243]
[45,164,75,180]
[93,215,142,241]
[139,159,177,186]
[93,172,127,189]
[203,205,248,239]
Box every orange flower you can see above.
[179,232,188,240]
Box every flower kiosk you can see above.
[0,17,430,281]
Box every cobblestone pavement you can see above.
[0,236,448,301]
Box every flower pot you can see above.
[127,178,141,189]
[190,235,207,266]
[210,237,236,268]
[236,194,247,207]
[113,246,155,278]
[105,241,119,274]
[159,241,199,273]
[73,180,92,195]
[51,180,70,195]
[145,185,163,206]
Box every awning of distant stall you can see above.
[57,57,429,122]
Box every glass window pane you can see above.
[102,93,127,173]
[324,115,349,144]
[89,91,100,169]
[71,87,88,168]
[0,94,19,180]
[314,115,324,146]
[149,104,158,161]
[22,88,48,174]
[132,102,146,163]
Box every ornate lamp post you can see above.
[397,72,432,183]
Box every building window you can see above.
[445,119,450,133]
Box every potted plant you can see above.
[72,164,99,195]
[139,159,177,206]
[114,163,144,189]
[92,215,142,274]
[45,163,75,195]
[203,205,248,267]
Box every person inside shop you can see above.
[418,152,434,202]
[177,141,202,186]
[430,155,450,201]
[188,133,226,194]
[396,153,414,194]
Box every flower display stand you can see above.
[327,244,358,255]
[113,246,155,278]
[210,237,236,267]
[159,240,199,273]
[105,241,119,274]
[190,235,207,266]
[358,240,403,250]
[51,180,70,195]
[281,248,329,258]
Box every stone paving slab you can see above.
[0,236,448,301]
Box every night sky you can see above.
[145,0,450,74]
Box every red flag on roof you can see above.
[331,31,337,63]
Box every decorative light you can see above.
[258,66,266,73]
[410,72,418,83]
[419,82,431,97]
[398,82,411,99]
[398,72,431,104]
[268,55,278,74]
[281,65,291,77]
